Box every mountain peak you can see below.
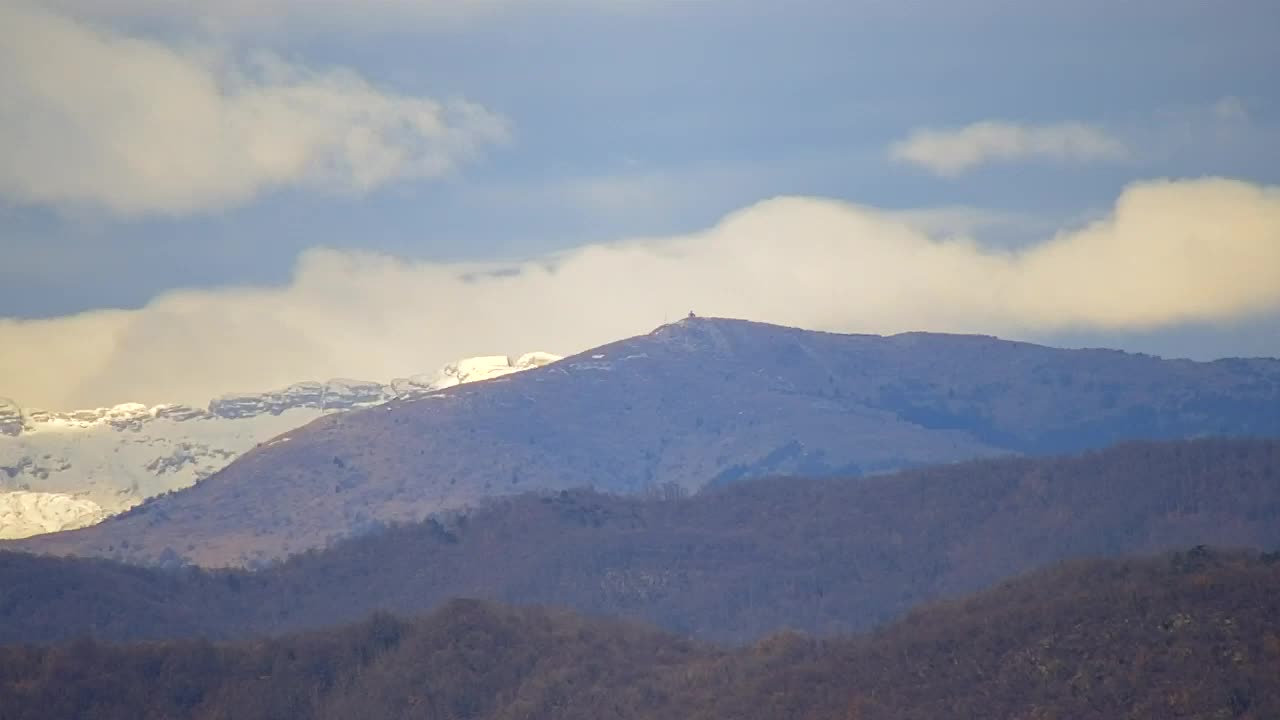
[14,320,1280,566]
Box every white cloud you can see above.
[890,121,1129,176]
[0,4,508,216]
[2,177,1278,410]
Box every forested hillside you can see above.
[3,437,1278,645]
[2,549,1276,720]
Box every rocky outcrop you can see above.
[101,403,153,431]
[4,403,196,431]
[0,399,24,437]
[206,393,274,420]
[153,404,209,422]
[277,382,325,409]
[144,444,235,476]
[208,378,391,419]
[319,379,387,409]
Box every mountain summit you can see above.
[13,318,1280,566]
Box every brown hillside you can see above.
[675,548,1280,720]
[1,550,1277,720]
[2,437,1278,646]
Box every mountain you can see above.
[2,549,1276,720]
[3,437,1278,645]
[0,352,560,538]
[12,317,1280,566]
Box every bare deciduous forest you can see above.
[2,549,1276,720]
[3,437,1279,646]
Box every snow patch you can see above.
[0,491,106,539]
[389,352,562,395]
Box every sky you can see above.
[2,0,1279,410]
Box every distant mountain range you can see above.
[2,548,1276,720]
[0,352,560,538]
[11,317,1280,566]
[3,437,1278,645]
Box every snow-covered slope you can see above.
[0,491,107,540]
[0,352,560,539]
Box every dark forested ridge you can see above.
[2,550,1277,720]
[689,548,1280,720]
[12,317,1280,566]
[3,437,1279,646]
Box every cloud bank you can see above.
[0,4,508,216]
[890,121,1128,176]
[3,177,1278,410]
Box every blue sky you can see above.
[2,1,1279,408]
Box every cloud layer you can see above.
[890,121,1128,176]
[3,177,1278,410]
[0,5,507,215]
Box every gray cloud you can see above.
[2,177,1277,410]
[0,5,508,216]
[890,121,1129,176]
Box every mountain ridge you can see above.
[11,317,1280,565]
[0,351,561,538]
[1,548,1276,720]
[1,350,565,431]
[3,436,1278,645]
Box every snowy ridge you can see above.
[0,491,106,540]
[0,352,560,539]
[395,352,564,393]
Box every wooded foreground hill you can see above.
[14,317,1280,566]
[2,436,1278,645]
[2,549,1276,720]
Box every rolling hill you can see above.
[2,548,1276,720]
[11,317,1280,566]
[3,437,1278,646]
